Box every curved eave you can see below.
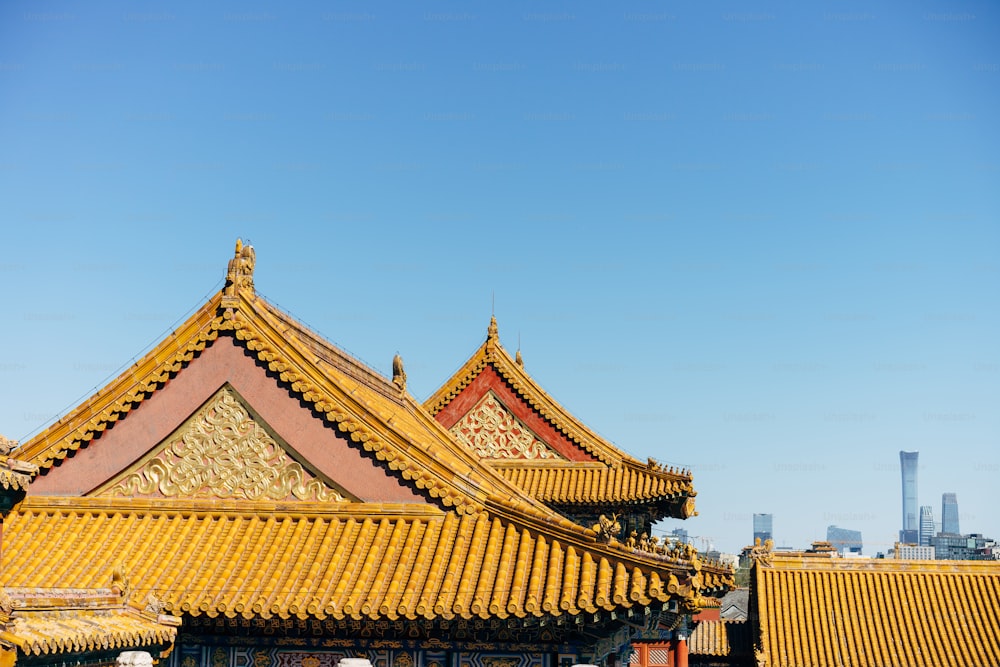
[0,588,178,661]
[17,293,224,469]
[0,612,176,659]
[495,459,696,509]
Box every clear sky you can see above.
[1,1,997,555]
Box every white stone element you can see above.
[118,652,154,667]
[339,660,374,667]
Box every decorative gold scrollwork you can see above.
[104,387,345,502]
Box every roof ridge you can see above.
[254,296,403,403]
[426,319,673,468]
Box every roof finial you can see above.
[222,238,256,308]
[487,314,498,341]
[0,434,16,456]
[515,332,523,367]
[392,353,407,391]
[112,562,132,603]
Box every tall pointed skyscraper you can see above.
[899,451,919,543]
[942,492,960,535]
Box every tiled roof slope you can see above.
[424,319,695,515]
[493,461,693,509]
[688,619,751,658]
[0,588,178,662]
[753,553,1000,667]
[2,497,731,622]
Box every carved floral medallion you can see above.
[450,392,559,460]
[102,386,345,502]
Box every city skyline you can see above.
[1,1,997,555]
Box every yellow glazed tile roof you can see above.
[687,619,751,657]
[0,588,178,660]
[2,497,731,622]
[423,319,695,512]
[753,553,1000,667]
[492,460,695,511]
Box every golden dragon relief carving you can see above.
[450,392,559,460]
[105,386,345,502]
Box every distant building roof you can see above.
[688,619,752,659]
[719,588,748,620]
[753,551,1000,667]
[0,587,178,665]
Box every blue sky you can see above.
[1,1,997,555]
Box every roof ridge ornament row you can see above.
[222,238,256,311]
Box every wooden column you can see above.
[672,638,687,667]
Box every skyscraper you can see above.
[899,451,919,543]
[827,525,863,554]
[919,505,935,546]
[942,493,960,535]
[754,513,773,544]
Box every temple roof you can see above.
[0,587,178,663]
[8,241,732,624]
[492,460,693,508]
[687,619,751,659]
[424,317,696,517]
[753,552,1000,667]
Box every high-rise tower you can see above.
[899,451,919,543]
[753,513,773,544]
[942,492,960,535]
[919,505,935,546]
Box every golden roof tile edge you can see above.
[18,296,224,469]
[761,552,1000,575]
[234,293,496,516]
[495,464,695,504]
[0,610,177,657]
[16,495,450,517]
[256,299,403,402]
